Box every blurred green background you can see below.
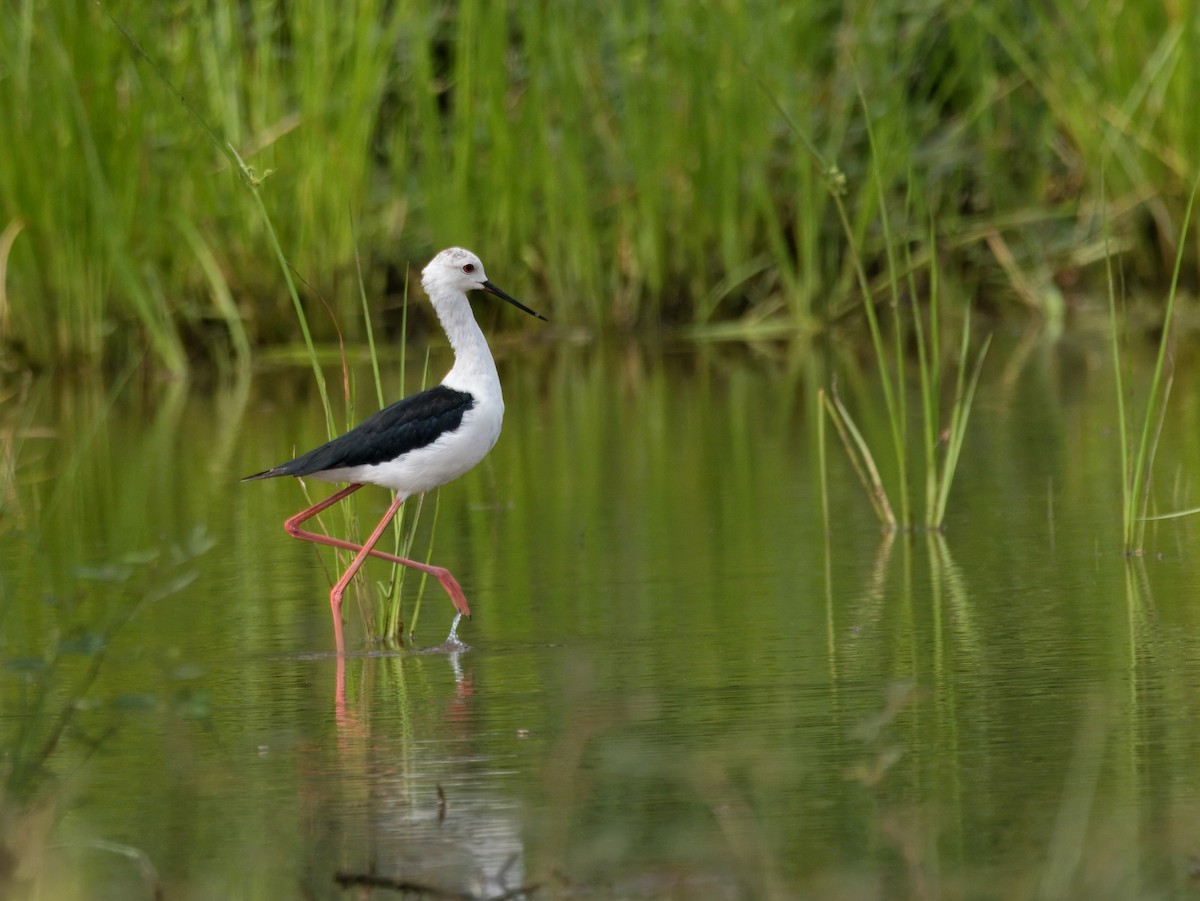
[2,0,1197,372]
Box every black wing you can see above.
[242,384,474,481]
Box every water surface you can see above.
[3,334,1200,899]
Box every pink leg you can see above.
[282,484,472,650]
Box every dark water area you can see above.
[3,330,1200,899]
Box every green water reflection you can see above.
[3,335,1200,899]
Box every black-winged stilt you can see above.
[243,247,547,650]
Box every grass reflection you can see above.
[2,343,1200,897]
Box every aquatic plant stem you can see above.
[1121,174,1199,550]
[821,389,896,529]
[935,318,991,526]
[224,146,334,436]
[817,388,831,538]
[406,489,442,641]
[854,72,910,529]
[1104,187,1135,546]
[910,233,940,525]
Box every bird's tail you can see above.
[240,467,287,482]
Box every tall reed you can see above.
[2,2,1196,369]
[810,77,990,531]
[1109,176,1199,553]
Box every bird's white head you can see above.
[421,247,547,320]
[422,247,489,298]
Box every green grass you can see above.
[806,76,989,532]
[0,1,1197,370]
[1109,175,1200,553]
[819,297,990,533]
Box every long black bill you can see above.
[482,280,548,321]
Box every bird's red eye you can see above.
[462,263,475,273]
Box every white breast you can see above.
[312,398,504,497]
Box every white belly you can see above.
[314,401,503,496]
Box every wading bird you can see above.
[244,248,547,650]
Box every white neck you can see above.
[433,290,502,397]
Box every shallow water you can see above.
[3,333,1200,899]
